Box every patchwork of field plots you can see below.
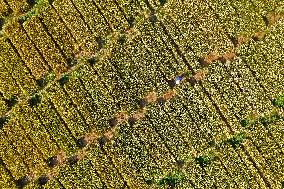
[0,0,284,188]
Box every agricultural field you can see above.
[0,0,284,188]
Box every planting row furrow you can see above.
[46,80,90,137]
[114,0,145,26]
[0,0,10,17]
[62,76,102,134]
[250,0,283,15]
[1,119,47,177]
[36,92,78,157]
[0,97,8,116]
[75,63,121,132]
[209,0,266,40]
[86,144,127,188]
[13,103,59,160]
[0,129,29,180]
[178,84,240,188]
[139,17,190,80]
[100,125,151,188]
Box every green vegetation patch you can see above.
[6,95,18,109]
[58,74,70,86]
[20,0,50,22]
[227,133,246,149]
[29,94,41,107]
[273,94,284,109]
[240,118,255,128]
[195,155,215,167]
[159,0,167,6]
[157,171,185,187]
[0,116,9,129]
[259,112,282,126]
[36,72,56,88]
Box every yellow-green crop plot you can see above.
[0,0,284,188]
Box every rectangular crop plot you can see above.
[74,64,120,132]
[45,82,90,137]
[0,37,38,97]
[3,20,50,80]
[37,89,79,156]
[71,0,111,37]
[13,103,59,159]
[0,130,28,180]
[0,56,22,100]
[2,118,48,176]
[53,0,98,53]
[23,16,69,76]
[159,1,233,60]
[40,6,77,60]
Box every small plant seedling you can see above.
[109,117,118,127]
[227,133,246,149]
[0,18,5,30]
[176,159,185,168]
[27,0,37,6]
[77,137,88,148]
[38,175,49,185]
[127,16,135,27]
[68,155,79,165]
[66,58,78,67]
[159,0,167,6]
[16,176,30,188]
[118,34,126,45]
[145,179,154,185]
[58,74,69,86]
[149,14,157,23]
[98,136,107,147]
[0,116,9,129]
[87,56,98,65]
[95,36,104,49]
[158,171,185,188]
[273,94,284,109]
[183,71,193,78]
[195,155,213,167]
[128,116,136,126]
[29,94,41,107]
[36,78,47,88]
[6,95,18,108]
[139,99,148,108]
[240,118,253,128]
[259,113,281,126]
[37,72,56,87]
[46,156,58,168]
